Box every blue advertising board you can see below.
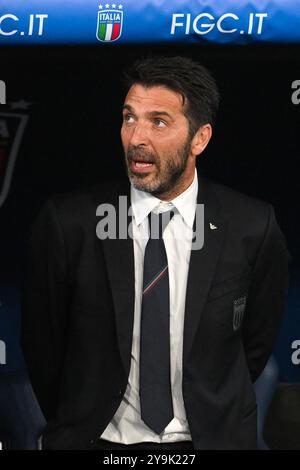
[0,1,300,45]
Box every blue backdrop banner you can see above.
[0,0,300,45]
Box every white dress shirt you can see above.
[100,169,198,444]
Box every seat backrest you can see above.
[0,370,46,449]
[254,355,279,450]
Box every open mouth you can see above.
[130,159,155,172]
[134,161,153,167]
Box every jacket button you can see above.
[119,389,123,396]
[89,439,95,445]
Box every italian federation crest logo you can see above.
[233,296,247,331]
[96,4,123,42]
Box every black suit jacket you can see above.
[20,176,290,450]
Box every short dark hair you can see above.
[123,56,220,137]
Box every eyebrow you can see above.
[122,104,174,121]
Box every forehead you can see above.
[123,84,184,115]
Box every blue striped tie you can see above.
[139,209,175,434]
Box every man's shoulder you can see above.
[52,178,129,206]
[40,178,130,227]
[203,177,272,228]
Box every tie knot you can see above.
[148,209,175,239]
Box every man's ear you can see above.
[191,124,212,157]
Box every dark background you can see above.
[0,44,299,384]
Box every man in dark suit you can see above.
[21,56,289,450]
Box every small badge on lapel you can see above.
[233,296,247,331]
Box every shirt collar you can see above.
[130,168,198,229]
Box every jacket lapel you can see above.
[100,179,135,376]
[183,176,227,367]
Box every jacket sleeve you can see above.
[242,204,290,383]
[20,198,69,421]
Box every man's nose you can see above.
[129,122,149,147]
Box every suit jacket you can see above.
[20,176,290,450]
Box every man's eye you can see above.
[154,119,166,128]
[124,114,135,123]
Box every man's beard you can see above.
[124,138,192,196]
